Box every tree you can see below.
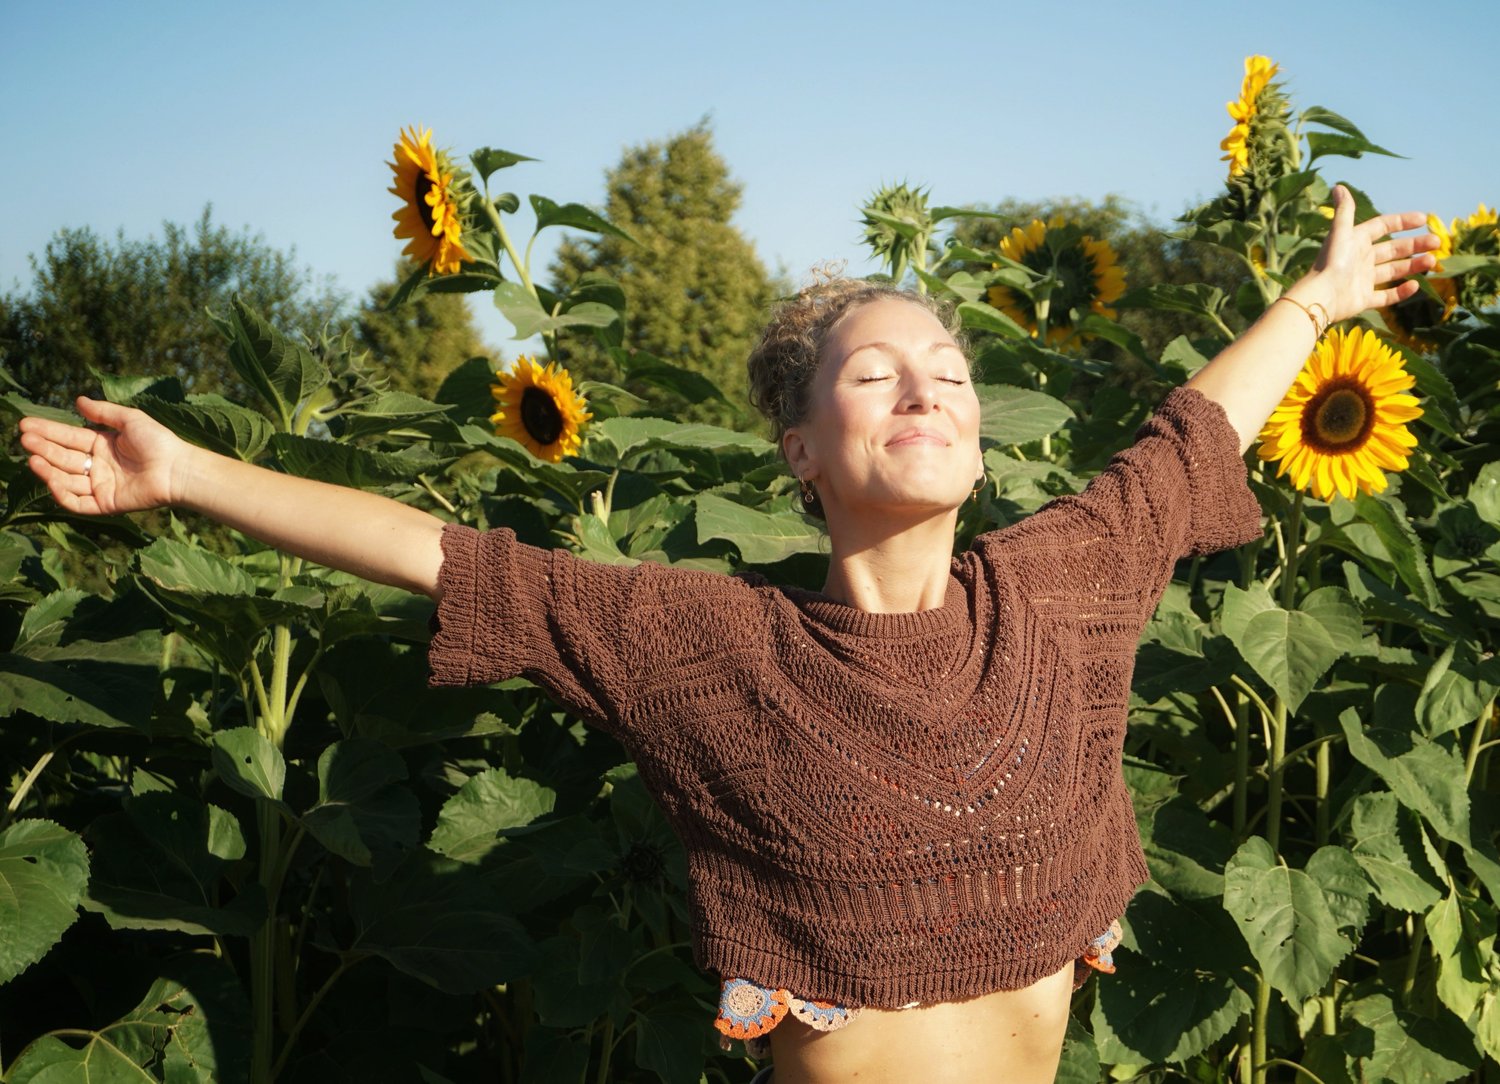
[550,122,774,428]
[0,206,344,407]
[354,261,495,400]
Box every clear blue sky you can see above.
[3,0,1493,353]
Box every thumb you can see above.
[75,395,137,430]
[1331,184,1355,231]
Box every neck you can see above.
[818,506,960,613]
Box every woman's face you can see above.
[784,297,983,522]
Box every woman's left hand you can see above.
[1300,183,1439,323]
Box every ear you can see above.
[783,426,813,482]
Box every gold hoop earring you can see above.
[969,478,984,503]
[800,477,818,508]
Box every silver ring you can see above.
[81,455,93,477]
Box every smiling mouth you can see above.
[886,432,948,447]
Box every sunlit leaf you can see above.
[0,819,89,984]
[1223,837,1351,1005]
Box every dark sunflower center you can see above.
[413,173,438,234]
[1302,380,1374,452]
[1046,245,1098,326]
[520,386,564,445]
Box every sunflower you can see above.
[1434,203,1500,313]
[1220,55,1281,178]
[1256,327,1423,503]
[1377,207,1500,351]
[489,356,592,462]
[986,217,1126,343]
[388,126,470,276]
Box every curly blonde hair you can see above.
[746,271,969,518]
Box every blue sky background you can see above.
[3,0,1494,353]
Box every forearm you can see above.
[174,445,448,599]
[1184,275,1335,456]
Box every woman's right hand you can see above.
[17,396,188,516]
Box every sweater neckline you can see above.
[778,561,969,639]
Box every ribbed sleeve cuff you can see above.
[427,523,553,688]
[1154,385,1265,556]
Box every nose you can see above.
[899,376,941,412]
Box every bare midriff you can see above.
[765,961,1074,1084]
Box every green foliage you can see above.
[549,121,776,428]
[4,96,1500,1084]
[354,261,494,400]
[0,207,343,408]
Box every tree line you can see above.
[1,124,1244,424]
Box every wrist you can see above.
[170,440,218,511]
[1284,273,1339,321]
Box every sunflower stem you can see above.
[481,197,537,301]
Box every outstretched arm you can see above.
[1185,184,1438,454]
[18,396,447,599]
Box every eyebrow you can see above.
[840,341,965,365]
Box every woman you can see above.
[18,186,1433,1084]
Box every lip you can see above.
[885,428,950,447]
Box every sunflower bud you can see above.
[860,182,934,283]
[1219,56,1296,222]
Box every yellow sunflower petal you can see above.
[1255,327,1423,503]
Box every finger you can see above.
[1373,235,1440,263]
[1373,280,1423,308]
[30,456,100,513]
[75,395,139,430]
[1359,210,1431,241]
[17,415,97,452]
[18,431,94,473]
[1378,255,1438,282]
[1331,184,1357,234]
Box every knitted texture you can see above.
[428,385,1263,1009]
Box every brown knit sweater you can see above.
[428,385,1263,1009]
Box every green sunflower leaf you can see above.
[1227,605,1341,712]
[614,349,731,407]
[1339,709,1470,849]
[973,383,1074,445]
[1223,836,1352,1005]
[0,819,90,984]
[529,195,636,244]
[693,492,822,565]
[956,300,1030,340]
[1115,283,1228,327]
[1426,887,1495,1022]
[133,393,275,461]
[82,795,267,937]
[301,740,420,871]
[1343,988,1478,1083]
[1303,845,1374,934]
[1092,889,1252,1063]
[470,146,536,183]
[434,356,500,424]
[428,767,557,864]
[631,997,705,1084]
[269,434,434,488]
[217,296,330,431]
[1349,792,1444,912]
[346,850,537,993]
[1300,106,1372,139]
[1472,461,1500,527]
[1307,132,1403,162]
[4,955,252,1084]
[1352,492,1441,608]
[211,727,286,803]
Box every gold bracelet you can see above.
[1273,295,1330,339]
